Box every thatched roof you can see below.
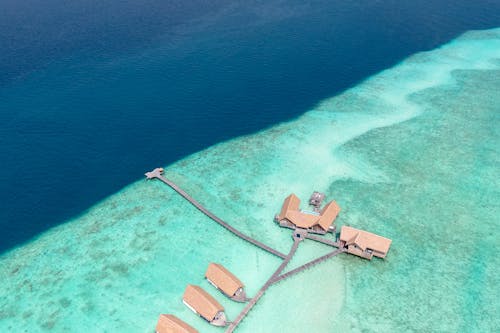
[183,285,224,321]
[277,193,340,231]
[156,314,198,333]
[205,263,244,297]
[340,226,392,258]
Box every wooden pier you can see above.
[146,168,286,259]
[145,168,349,332]
[271,248,345,285]
[305,233,340,247]
[226,234,303,333]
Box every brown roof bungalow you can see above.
[183,285,227,327]
[340,226,392,260]
[205,263,247,302]
[156,314,198,333]
[275,193,340,234]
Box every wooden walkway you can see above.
[146,168,348,332]
[305,233,340,248]
[226,236,303,333]
[271,248,346,285]
[145,168,286,259]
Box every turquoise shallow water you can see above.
[1,28,499,332]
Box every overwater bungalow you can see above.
[155,314,198,333]
[339,225,392,259]
[205,263,247,302]
[183,285,227,327]
[275,193,340,234]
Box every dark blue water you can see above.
[1,0,500,253]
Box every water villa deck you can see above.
[183,285,227,327]
[145,167,393,332]
[156,314,198,333]
[205,263,247,302]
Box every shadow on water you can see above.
[1,0,500,253]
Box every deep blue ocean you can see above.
[1,0,500,253]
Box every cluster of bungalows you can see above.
[339,226,392,260]
[156,263,246,333]
[275,193,392,260]
[154,193,392,332]
[275,193,341,234]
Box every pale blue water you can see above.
[0,28,498,332]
